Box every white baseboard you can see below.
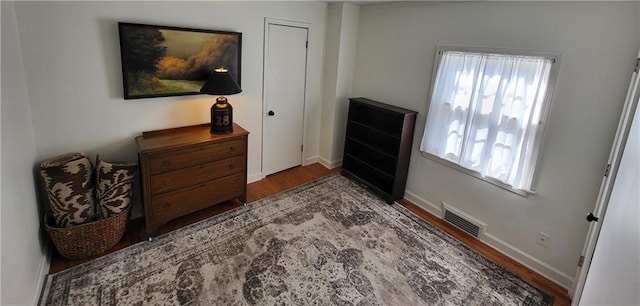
[403,189,573,290]
[252,155,333,183]
[32,243,52,305]
[317,156,342,169]
[252,155,336,183]
[481,233,573,289]
[247,172,263,184]
[404,190,442,217]
[303,156,319,166]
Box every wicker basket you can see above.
[44,207,129,259]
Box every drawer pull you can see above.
[164,202,172,208]
[229,146,235,152]
[228,164,234,170]
[163,180,171,187]
[162,160,171,167]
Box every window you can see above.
[421,46,558,193]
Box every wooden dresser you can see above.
[342,97,417,204]
[136,123,249,236]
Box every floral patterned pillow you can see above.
[95,155,137,219]
[40,153,96,227]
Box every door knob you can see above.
[268,110,275,116]
[586,212,599,222]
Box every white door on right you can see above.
[262,21,308,177]
[571,52,640,305]
[579,101,640,305]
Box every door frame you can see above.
[570,54,640,303]
[261,18,311,178]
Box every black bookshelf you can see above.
[342,97,417,204]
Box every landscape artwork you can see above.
[118,22,241,99]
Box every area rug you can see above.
[40,174,553,305]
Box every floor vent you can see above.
[442,203,485,238]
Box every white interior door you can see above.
[571,52,640,304]
[579,90,640,305]
[262,20,308,176]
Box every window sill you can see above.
[420,152,535,197]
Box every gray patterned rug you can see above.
[40,174,553,305]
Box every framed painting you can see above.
[118,22,242,99]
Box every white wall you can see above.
[319,4,343,167]
[320,3,359,168]
[1,2,49,304]
[351,1,639,288]
[13,1,327,217]
[3,2,326,303]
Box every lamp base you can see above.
[211,97,233,134]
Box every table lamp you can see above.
[200,67,242,134]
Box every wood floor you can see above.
[48,163,570,305]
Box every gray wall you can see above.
[11,1,327,217]
[2,1,327,303]
[1,2,49,304]
[350,1,639,288]
[320,3,359,168]
[4,1,639,302]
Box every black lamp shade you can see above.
[200,68,242,95]
[200,68,242,134]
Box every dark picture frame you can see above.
[118,22,242,99]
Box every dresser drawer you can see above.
[151,173,244,225]
[149,139,245,174]
[149,155,244,195]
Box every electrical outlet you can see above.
[536,232,550,248]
